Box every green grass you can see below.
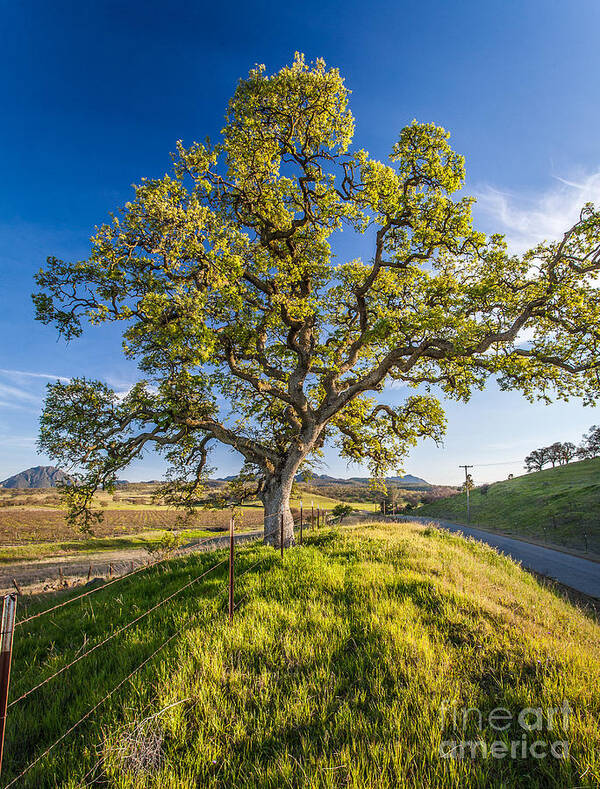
[0,528,225,564]
[418,458,600,555]
[4,521,600,787]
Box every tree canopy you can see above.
[34,54,600,543]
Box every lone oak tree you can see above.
[35,54,600,546]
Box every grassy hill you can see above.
[418,458,600,556]
[4,521,600,787]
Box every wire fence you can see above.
[0,504,331,787]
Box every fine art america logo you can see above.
[439,701,570,761]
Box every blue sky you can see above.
[2,0,600,485]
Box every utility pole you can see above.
[459,465,473,523]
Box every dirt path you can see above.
[0,530,262,595]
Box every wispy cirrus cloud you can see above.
[0,369,70,413]
[474,170,600,253]
[0,369,70,383]
[0,382,41,405]
[0,435,37,448]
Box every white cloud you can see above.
[0,369,70,383]
[0,382,40,405]
[474,170,600,253]
[0,435,37,448]
[0,369,70,413]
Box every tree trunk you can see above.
[261,473,295,548]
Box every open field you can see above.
[0,507,259,543]
[4,520,599,787]
[418,458,600,556]
[0,503,334,563]
[0,527,226,566]
[0,484,359,562]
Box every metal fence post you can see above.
[280,510,284,559]
[229,515,235,623]
[0,593,17,776]
[299,500,303,545]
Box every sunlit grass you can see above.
[4,520,599,787]
[419,457,600,555]
[0,528,225,564]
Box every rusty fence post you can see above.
[299,501,303,545]
[0,593,17,776]
[228,514,235,623]
[87,564,92,581]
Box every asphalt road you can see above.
[398,515,600,600]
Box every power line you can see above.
[472,460,522,467]
[458,465,473,524]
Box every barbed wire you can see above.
[2,546,272,787]
[2,594,219,787]
[14,530,233,628]
[8,558,230,708]
[13,507,307,627]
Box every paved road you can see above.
[397,515,600,599]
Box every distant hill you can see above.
[295,472,430,487]
[0,465,73,489]
[349,474,429,487]
[418,457,600,556]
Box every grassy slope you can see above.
[418,458,600,555]
[5,521,600,788]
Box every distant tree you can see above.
[547,442,564,467]
[507,473,514,480]
[382,485,405,513]
[369,477,389,512]
[34,55,600,544]
[577,425,600,459]
[526,440,577,471]
[331,502,355,522]
[479,483,490,495]
[524,447,550,472]
[559,441,577,464]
